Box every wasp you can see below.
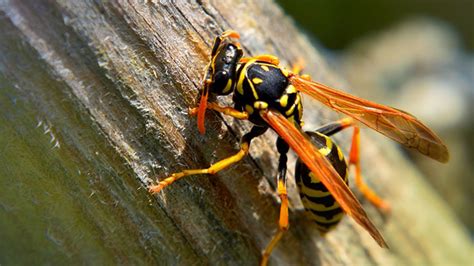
[149,30,449,265]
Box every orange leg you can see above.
[149,142,250,194]
[261,137,290,266]
[149,126,267,194]
[348,126,391,212]
[290,59,310,80]
[189,102,249,120]
[316,117,390,212]
[261,179,289,266]
[291,58,305,75]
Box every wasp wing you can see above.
[260,109,388,248]
[291,77,449,163]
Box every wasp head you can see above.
[206,41,243,95]
[197,31,242,135]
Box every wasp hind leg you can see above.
[149,126,267,194]
[347,123,391,211]
[316,118,390,212]
[261,137,290,266]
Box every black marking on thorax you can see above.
[233,61,302,126]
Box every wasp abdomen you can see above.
[295,132,348,233]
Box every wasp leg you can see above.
[287,59,311,80]
[149,126,267,194]
[348,125,391,211]
[316,118,390,211]
[291,58,306,76]
[189,102,249,120]
[261,137,289,266]
[240,54,280,66]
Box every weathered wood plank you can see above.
[0,0,470,265]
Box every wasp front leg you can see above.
[189,102,249,120]
[149,126,266,193]
[261,137,290,266]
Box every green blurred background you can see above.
[276,0,473,50]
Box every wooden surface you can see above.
[0,0,471,265]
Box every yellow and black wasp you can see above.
[149,30,449,265]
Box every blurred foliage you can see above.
[276,0,473,51]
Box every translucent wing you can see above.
[291,77,449,163]
[260,109,388,248]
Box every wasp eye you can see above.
[214,70,229,84]
[211,70,230,94]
